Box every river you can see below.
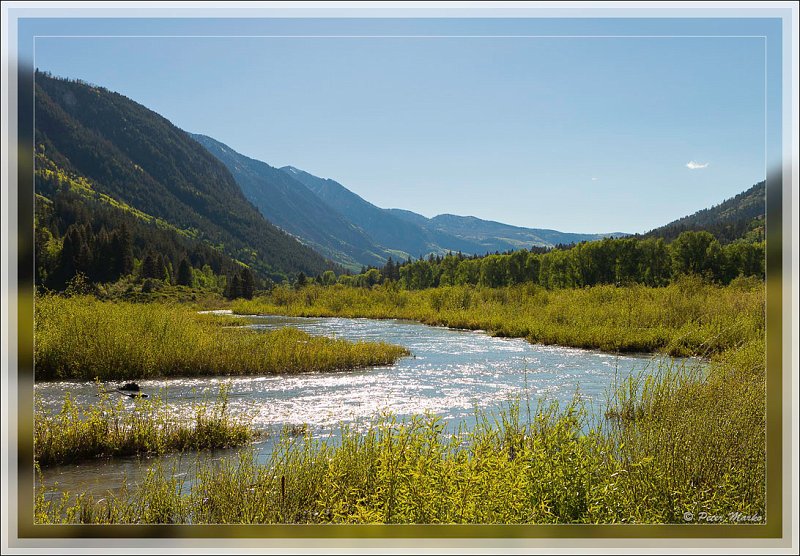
[35,314,699,498]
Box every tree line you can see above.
[317,232,764,291]
[36,188,764,298]
[35,189,260,299]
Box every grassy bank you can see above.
[33,277,766,524]
[35,384,255,467]
[34,295,410,380]
[35,336,764,524]
[231,276,764,356]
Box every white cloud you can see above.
[591,177,599,181]
[686,161,709,170]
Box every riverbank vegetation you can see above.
[34,295,409,380]
[231,275,764,357]
[35,384,255,467]
[35,334,764,524]
[320,230,764,292]
[32,225,766,523]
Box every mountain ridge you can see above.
[644,181,765,243]
[191,135,392,271]
[278,165,444,258]
[280,166,625,255]
[34,71,333,280]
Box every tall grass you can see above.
[35,384,255,466]
[231,275,764,357]
[35,338,765,524]
[33,277,765,524]
[34,295,410,380]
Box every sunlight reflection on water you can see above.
[36,315,700,497]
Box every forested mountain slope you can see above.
[34,71,333,281]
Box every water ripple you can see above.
[35,315,703,496]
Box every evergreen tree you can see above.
[240,268,255,299]
[228,273,242,299]
[141,252,160,280]
[59,225,79,283]
[156,254,168,282]
[76,241,93,277]
[117,222,134,276]
[94,226,111,282]
[176,258,193,286]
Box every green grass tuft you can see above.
[34,294,410,380]
[231,277,764,357]
[35,383,256,466]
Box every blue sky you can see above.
[28,17,779,234]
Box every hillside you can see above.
[34,71,333,280]
[645,181,765,243]
[388,210,624,251]
[192,135,391,271]
[281,166,616,258]
[280,166,446,259]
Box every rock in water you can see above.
[116,382,148,398]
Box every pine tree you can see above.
[117,222,134,276]
[155,254,166,282]
[240,268,255,299]
[176,258,193,286]
[76,241,93,277]
[94,226,111,282]
[228,273,242,299]
[141,252,159,280]
[59,226,79,285]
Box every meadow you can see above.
[34,294,410,380]
[35,336,764,524]
[231,275,764,357]
[34,277,766,524]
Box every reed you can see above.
[35,338,765,524]
[34,295,410,380]
[231,275,764,357]
[34,383,255,466]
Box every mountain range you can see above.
[191,134,393,270]
[279,165,626,263]
[189,135,623,270]
[34,71,764,281]
[644,181,765,243]
[34,71,334,281]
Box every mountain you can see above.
[34,71,333,280]
[281,166,619,258]
[280,166,455,259]
[282,166,622,257]
[192,134,391,271]
[387,210,624,251]
[645,181,765,243]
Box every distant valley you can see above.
[34,71,764,281]
[194,136,625,270]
